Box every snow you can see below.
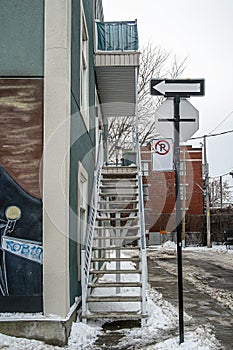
[148,241,233,312]
[142,327,219,350]
[0,246,225,349]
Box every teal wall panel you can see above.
[0,0,44,76]
[69,0,96,305]
[71,0,81,107]
[69,101,96,304]
[83,0,96,140]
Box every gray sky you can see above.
[102,0,233,180]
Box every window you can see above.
[180,161,186,177]
[142,161,149,176]
[180,184,187,201]
[79,174,87,243]
[80,9,89,129]
[94,0,103,20]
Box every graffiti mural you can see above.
[0,79,43,312]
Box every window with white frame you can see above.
[77,163,88,280]
[180,184,187,201]
[180,161,186,176]
[142,161,149,176]
[95,0,103,20]
[79,174,87,241]
[80,10,89,129]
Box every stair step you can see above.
[102,167,137,173]
[92,246,140,251]
[103,165,137,168]
[100,185,138,189]
[95,225,139,230]
[88,282,142,288]
[102,171,137,175]
[91,257,140,262]
[83,312,144,320]
[90,269,141,274]
[93,235,140,240]
[101,178,138,182]
[96,216,139,221]
[98,208,138,213]
[102,175,137,179]
[87,296,142,302]
[99,193,138,197]
[99,200,138,204]
[98,203,138,209]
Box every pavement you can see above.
[88,247,232,349]
[147,247,233,350]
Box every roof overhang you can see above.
[95,52,140,118]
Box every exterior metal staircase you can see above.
[82,164,147,324]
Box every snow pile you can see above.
[143,326,220,350]
[0,333,60,350]
[160,240,177,253]
[67,321,101,349]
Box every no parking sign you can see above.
[152,138,173,171]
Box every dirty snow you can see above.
[148,242,233,312]
[0,246,225,349]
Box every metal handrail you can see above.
[136,143,146,250]
[134,65,147,323]
[81,132,103,321]
[136,139,147,324]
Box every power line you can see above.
[190,129,233,140]
[209,110,233,134]
[210,169,233,178]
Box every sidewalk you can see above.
[0,246,225,349]
[0,279,221,350]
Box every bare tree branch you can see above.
[107,43,188,161]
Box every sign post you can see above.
[174,96,184,343]
[151,79,205,345]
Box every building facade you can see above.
[0,0,139,345]
[141,144,204,245]
[0,0,102,341]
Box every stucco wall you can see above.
[0,0,44,76]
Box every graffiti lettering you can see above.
[1,237,43,264]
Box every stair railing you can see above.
[81,132,103,322]
[134,66,147,324]
[136,139,147,324]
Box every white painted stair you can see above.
[82,165,147,323]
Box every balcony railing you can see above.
[95,20,138,52]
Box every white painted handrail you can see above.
[81,133,103,321]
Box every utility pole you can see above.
[203,135,211,248]
[220,175,223,209]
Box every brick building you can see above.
[141,143,204,245]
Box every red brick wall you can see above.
[141,144,204,234]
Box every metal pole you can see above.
[181,148,186,247]
[220,176,223,209]
[174,96,184,344]
[203,136,211,247]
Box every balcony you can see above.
[94,21,140,118]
